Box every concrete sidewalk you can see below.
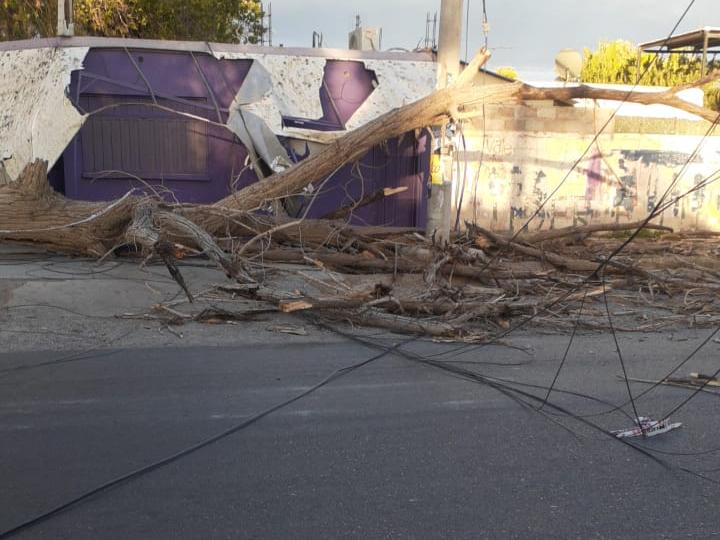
[0,245,345,353]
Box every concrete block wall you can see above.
[456,102,720,232]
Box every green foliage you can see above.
[74,0,145,37]
[0,0,55,40]
[495,66,518,80]
[0,0,264,43]
[125,0,264,43]
[581,40,720,110]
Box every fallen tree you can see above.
[2,50,720,338]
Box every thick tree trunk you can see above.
[0,160,134,256]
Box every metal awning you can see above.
[640,27,720,76]
[640,27,720,51]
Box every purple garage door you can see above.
[63,48,255,203]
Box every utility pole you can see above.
[426,0,462,242]
[424,13,429,49]
[57,0,74,37]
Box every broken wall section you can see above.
[0,47,88,181]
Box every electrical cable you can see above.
[417,147,720,372]
[571,325,720,420]
[677,467,720,486]
[6,1,719,527]
[0,338,130,378]
[319,323,720,461]
[315,320,720,488]
[563,112,720,425]
[1,304,116,320]
[0,338,411,539]
[662,359,720,420]
[479,373,635,423]
[318,322,670,467]
[593,113,720,276]
[326,325,720,488]
[631,442,720,457]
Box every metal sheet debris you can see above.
[612,417,683,439]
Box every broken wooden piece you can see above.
[517,220,673,244]
[322,186,408,220]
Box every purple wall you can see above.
[55,48,428,226]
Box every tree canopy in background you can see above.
[0,0,264,43]
[581,40,720,110]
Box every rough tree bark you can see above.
[0,160,135,256]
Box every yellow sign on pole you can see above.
[430,152,443,185]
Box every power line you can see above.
[324,326,720,487]
[464,0,470,61]
[474,0,699,276]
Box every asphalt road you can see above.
[2,332,720,539]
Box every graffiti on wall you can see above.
[458,133,720,232]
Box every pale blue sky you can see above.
[266,0,717,79]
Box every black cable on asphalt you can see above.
[366,331,720,490]
[0,343,128,378]
[631,442,720,457]
[326,323,720,468]
[538,289,587,410]
[479,373,636,423]
[600,272,644,428]
[661,357,720,421]
[316,322,669,465]
[0,338,412,539]
[568,325,720,420]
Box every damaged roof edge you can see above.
[0,37,434,63]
